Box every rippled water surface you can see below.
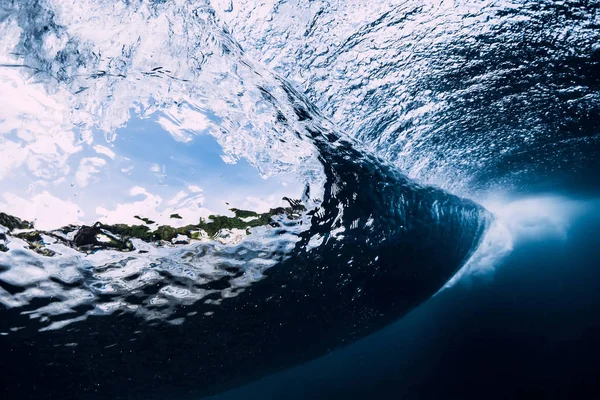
[0,0,599,399]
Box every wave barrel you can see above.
[0,120,489,399]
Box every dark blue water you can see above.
[211,198,600,399]
[1,1,600,399]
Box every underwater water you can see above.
[0,0,599,399]
[210,197,600,399]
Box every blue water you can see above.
[1,1,600,398]
[212,198,600,399]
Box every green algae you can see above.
[0,212,33,231]
[15,231,43,243]
[100,224,154,241]
[0,197,306,255]
[154,225,177,241]
[31,246,56,257]
[73,226,131,251]
[134,216,156,225]
[12,231,57,256]
[229,209,259,218]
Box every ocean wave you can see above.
[215,0,600,194]
[1,0,595,398]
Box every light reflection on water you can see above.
[0,115,305,230]
[1,0,598,398]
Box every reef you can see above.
[0,198,306,255]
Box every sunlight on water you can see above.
[445,194,589,289]
[0,0,598,398]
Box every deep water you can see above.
[1,1,600,399]
[210,196,600,399]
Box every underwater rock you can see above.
[0,200,307,255]
[0,212,33,231]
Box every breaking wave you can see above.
[0,0,598,398]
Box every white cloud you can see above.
[96,186,210,227]
[150,163,163,173]
[0,67,81,181]
[0,140,27,180]
[242,195,285,213]
[0,191,83,230]
[157,105,210,143]
[75,157,106,187]
[93,145,116,159]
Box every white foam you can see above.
[444,194,586,289]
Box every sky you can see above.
[0,102,303,230]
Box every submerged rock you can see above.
[0,199,306,255]
[0,212,33,231]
